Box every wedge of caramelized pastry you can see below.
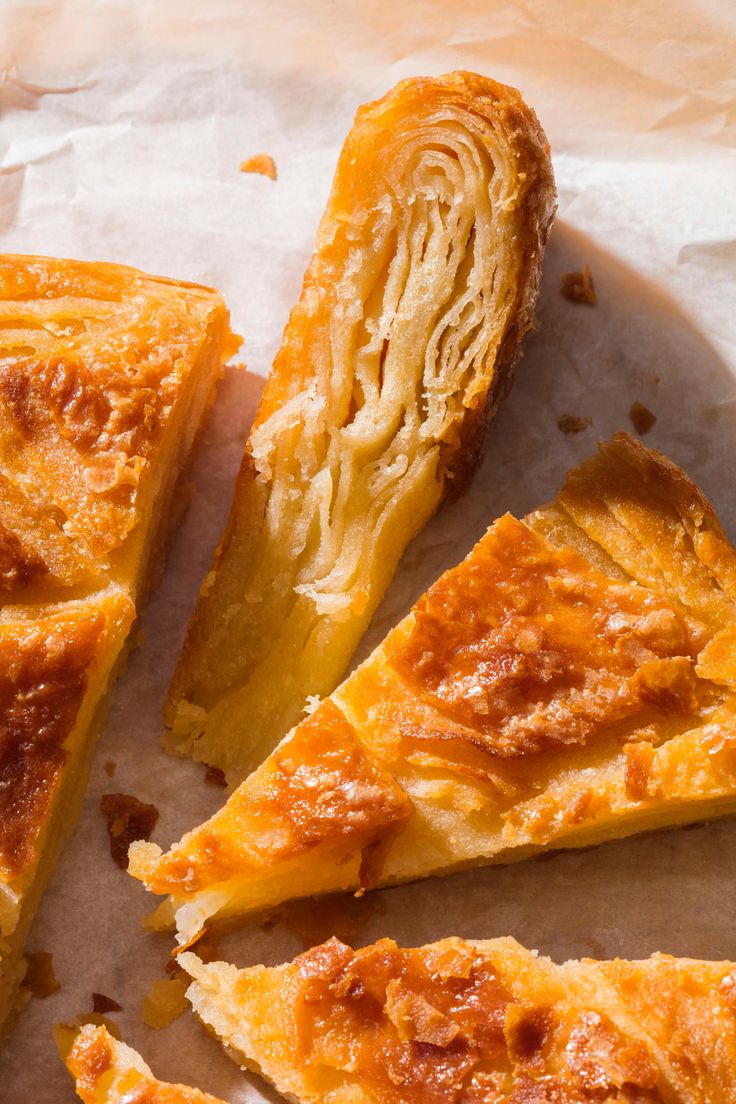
[0,254,238,1034]
[181,936,736,1103]
[166,71,556,782]
[66,1024,228,1103]
[132,434,736,944]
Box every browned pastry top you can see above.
[146,700,412,896]
[0,594,132,880]
[0,254,231,592]
[281,938,664,1103]
[67,1023,227,1103]
[183,934,736,1104]
[389,513,710,759]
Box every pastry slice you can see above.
[0,254,240,605]
[66,1023,228,1103]
[166,70,557,782]
[181,935,736,1103]
[0,592,134,1031]
[131,434,736,944]
[0,254,238,1034]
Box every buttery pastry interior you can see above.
[181,935,736,1103]
[165,70,556,784]
[66,1023,227,1104]
[0,254,238,1034]
[131,434,736,945]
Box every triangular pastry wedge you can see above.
[65,1023,228,1103]
[165,71,557,783]
[131,434,736,944]
[180,936,736,1103]
[0,254,238,1033]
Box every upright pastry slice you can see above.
[166,70,556,782]
[0,255,238,1034]
[131,435,736,943]
[181,936,736,1103]
[66,1024,228,1104]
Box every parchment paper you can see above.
[1,2,735,1099]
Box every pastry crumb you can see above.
[104,760,117,777]
[23,951,61,999]
[170,926,208,958]
[204,764,227,787]
[52,1021,77,1060]
[142,976,189,1029]
[167,932,220,976]
[304,694,321,716]
[561,264,597,305]
[54,1014,121,1058]
[240,153,277,180]
[556,414,592,435]
[101,793,159,869]
[629,400,657,435]
[92,992,122,1014]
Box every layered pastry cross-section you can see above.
[165,70,557,783]
[131,434,736,943]
[0,254,238,1033]
[180,935,736,1103]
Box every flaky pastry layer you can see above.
[131,435,736,944]
[181,935,736,1104]
[166,71,556,783]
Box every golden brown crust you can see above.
[182,936,736,1104]
[66,1024,228,1103]
[137,700,412,898]
[388,513,709,758]
[557,433,736,619]
[132,435,736,944]
[166,70,556,783]
[0,607,106,879]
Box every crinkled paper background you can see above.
[0,1,735,1099]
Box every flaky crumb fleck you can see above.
[142,976,189,1029]
[557,414,592,435]
[101,792,159,869]
[561,264,597,305]
[303,694,321,716]
[104,760,116,777]
[204,765,227,787]
[629,400,657,435]
[23,951,60,999]
[92,992,122,1014]
[240,153,277,180]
